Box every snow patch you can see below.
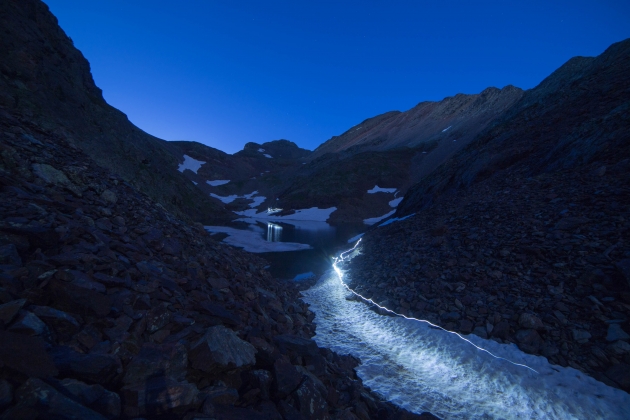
[178,155,205,174]
[388,197,403,207]
[347,233,364,243]
[368,185,397,194]
[210,193,239,204]
[236,207,336,222]
[204,226,311,253]
[258,148,265,152]
[379,213,415,227]
[249,196,266,208]
[192,181,198,185]
[206,179,230,186]
[363,210,396,225]
[264,154,273,158]
[442,125,452,132]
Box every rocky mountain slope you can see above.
[0,0,232,223]
[0,0,438,418]
[343,38,630,392]
[0,112,435,419]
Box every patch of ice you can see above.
[210,193,239,204]
[442,125,452,132]
[294,272,315,281]
[264,154,273,158]
[368,185,397,194]
[204,226,311,253]
[249,196,266,208]
[347,233,364,243]
[178,155,205,174]
[363,210,396,225]
[389,197,403,207]
[206,179,230,186]
[258,148,265,152]
[236,207,337,222]
[379,213,415,227]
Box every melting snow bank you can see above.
[363,210,395,225]
[236,207,337,222]
[302,270,630,419]
[367,185,397,194]
[379,213,414,227]
[204,226,311,253]
[206,179,230,186]
[177,154,205,174]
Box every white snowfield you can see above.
[379,213,414,227]
[206,179,230,186]
[210,190,266,207]
[177,155,205,174]
[264,154,273,158]
[388,197,403,207]
[367,185,397,194]
[258,148,265,152]
[442,125,452,132]
[204,226,311,253]
[363,210,395,225]
[236,207,337,222]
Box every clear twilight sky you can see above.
[44,1,629,154]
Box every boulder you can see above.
[0,299,26,325]
[518,313,544,330]
[2,378,107,420]
[294,377,329,420]
[50,346,118,384]
[121,376,199,417]
[31,305,81,340]
[0,331,58,377]
[607,324,630,342]
[54,378,121,419]
[515,329,543,354]
[189,325,256,374]
[123,342,188,385]
[273,356,303,399]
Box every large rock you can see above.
[31,305,81,341]
[50,346,119,384]
[606,324,630,342]
[1,378,107,420]
[515,329,543,354]
[189,325,256,374]
[293,377,329,420]
[273,356,303,399]
[605,363,630,391]
[54,378,121,419]
[121,376,199,417]
[274,334,319,358]
[518,313,544,330]
[0,299,26,325]
[123,342,188,385]
[0,331,58,377]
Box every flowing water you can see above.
[301,266,630,419]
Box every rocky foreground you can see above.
[0,113,436,419]
[345,160,630,392]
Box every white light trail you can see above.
[333,239,539,374]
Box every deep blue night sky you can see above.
[43,1,629,154]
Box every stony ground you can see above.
[344,161,630,392]
[0,111,437,419]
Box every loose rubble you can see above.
[0,114,437,419]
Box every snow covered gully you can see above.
[301,243,630,419]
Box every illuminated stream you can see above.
[301,262,630,419]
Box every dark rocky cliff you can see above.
[0,0,232,223]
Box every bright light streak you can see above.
[267,222,282,242]
[333,239,539,374]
